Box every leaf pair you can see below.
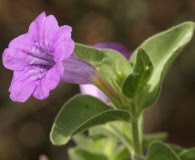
[123,22,195,110]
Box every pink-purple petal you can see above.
[8,34,34,52]
[28,12,46,42]
[43,65,60,90]
[33,80,50,100]
[3,48,54,71]
[54,38,75,62]
[33,65,60,99]
[9,67,45,102]
[3,48,29,70]
[52,26,74,61]
[52,26,72,49]
[10,80,37,102]
[43,15,59,51]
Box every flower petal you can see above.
[54,37,75,62]
[58,54,97,84]
[3,48,54,71]
[9,67,47,102]
[33,65,60,99]
[3,48,29,70]
[52,26,72,49]
[28,12,46,43]
[43,15,59,51]
[52,26,74,61]
[29,12,74,62]
[8,33,34,53]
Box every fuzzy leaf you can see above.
[114,146,130,160]
[69,148,108,160]
[146,142,181,160]
[179,148,195,160]
[142,132,167,149]
[74,43,132,90]
[129,22,195,109]
[134,155,145,160]
[50,95,131,145]
[122,48,153,99]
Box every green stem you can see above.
[132,118,142,156]
[94,74,123,108]
[131,103,143,158]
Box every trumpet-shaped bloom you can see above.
[80,42,131,103]
[3,12,97,102]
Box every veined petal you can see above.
[58,54,97,84]
[3,48,29,70]
[54,38,75,62]
[53,26,74,61]
[8,33,34,53]
[43,15,59,51]
[9,67,47,102]
[28,12,46,44]
[52,26,72,48]
[9,65,61,102]
[33,65,60,99]
[28,12,74,62]
[3,48,54,71]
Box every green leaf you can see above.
[72,134,115,157]
[134,154,145,160]
[50,95,131,145]
[114,146,130,160]
[69,148,108,160]
[146,142,181,160]
[89,122,133,154]
[142,132,167,149]
[74,43,105,67]
[169,144,184,155]
[69,135,130,160]
[179,148,195,160]
[108,122,133,152]
[74,43,132,89]
[89,125,119,140]
[122,48,153,99]
[129,22,195,109]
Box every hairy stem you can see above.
[94,74,123,108]
[131,102,143,159]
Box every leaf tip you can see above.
[50,126,70,146]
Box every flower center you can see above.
[30,41,56,68]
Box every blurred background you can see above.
[0,0,195,159]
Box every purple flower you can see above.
[80,42,131,103]
[3,12,97,102]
